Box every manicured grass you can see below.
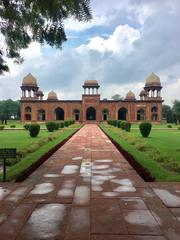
[131,123,178,129]
[100,124,180,181]
[131,128,180,160]
[0,124,81,181]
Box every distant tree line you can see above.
[0,99,20,124]
[162,100,180,124]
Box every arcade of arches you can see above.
[20,74,163,123]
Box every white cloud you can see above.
[76,24,140,55]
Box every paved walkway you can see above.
[0,124,180,240]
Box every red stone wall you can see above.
[20,96,163,123]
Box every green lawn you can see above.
[131,128,180,160]
[100,124,180,181]
[0,124,81,181]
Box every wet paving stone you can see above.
[65,207,90,240]
[123,209,162,235]
[0,125,179,239]
[20,203,67,239]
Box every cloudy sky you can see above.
[0,0,180,105]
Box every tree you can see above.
[162,104,174,123]
[0,0,92,73]
[111,94,123,100]
[172,99,180,124]
[0,50,9,74]
[0,100,20,124]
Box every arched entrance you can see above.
[137,109,145,121]
[86,107,96,120]
[25,106,31,121]
[151,106,158,121]
[118,107,127,120]
[102,109,109,121]
[73,109,80,121]
[37,109,46,121]
[55,107,64,120]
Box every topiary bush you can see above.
[0,125,5,130]
[46,121,56,132]
[10,125,16,128]
[167,124,172,128]
[54,122,59,130]
[124,122,131,132]
[120,121,127,130]
[29,124,40,137]
[24,123,30,130]
[64,121,69,127]
[59,122,64,128]
[117,120,121,128]
[139,122,152,138]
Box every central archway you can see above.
[86,107,96,120]
[118,107,127,120]
[55,107,64,120]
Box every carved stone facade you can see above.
[20,73,163,123]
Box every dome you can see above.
[125,91,136,100]
[47,91,58,100]
[84,80,99,86]
[139,90,146,96]
[22,73,37,87]
[145,73,161,86]
[36,90,44,96]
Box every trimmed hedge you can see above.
[0,125,5,130]
[29,124,40,137]
[24,123,30,130]
[139,122,152,138]
[46,121,56,132]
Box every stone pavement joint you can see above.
[0,124,179,240]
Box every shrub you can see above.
[120,121,127,130]
[0,125,5,130]
[29,124,40,137]
[117,120,121,128]
[59,122,64,128]
[124,122,131,132]
[54,122,59,130]
[27,143,40,153]
[10,125,16,128]
[177,126,180,130]
[64,121,69,127]
[167,124,172,128]
[24,123,30,130]
[139,122,152,138]
[46,121,56,132]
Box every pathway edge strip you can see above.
[15,127,82,182]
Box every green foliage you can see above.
[172,99,180,124]
[120,121,127,130]
[100,124,180,181]
[0,125,5,130]
[10,125,16,128]
[0,50,9,74]
[111,94,123,100]
[139,122,152,138]
[29,124,40,137]
[117,120,121,128]
[167,124,172,128]
[24,123,30,130]
[177,126,180,130]
[0,99,20,122]
[46,121,56,132]
[124,122,131,132]
[59,122,65,128]
[0,0,92,73]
